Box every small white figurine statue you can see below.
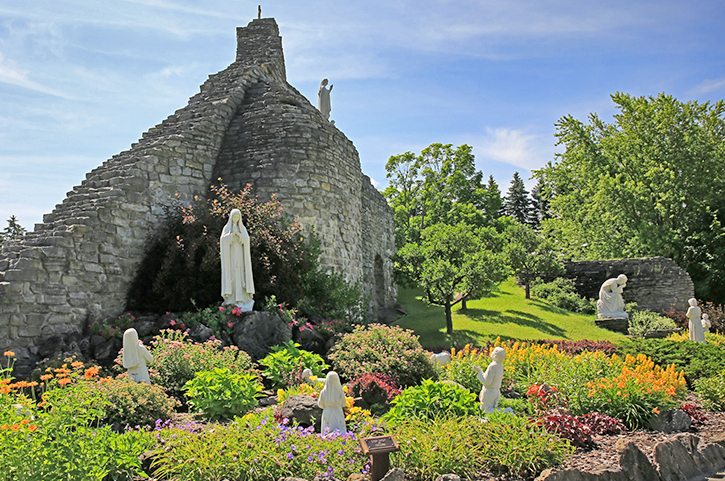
[317,78,333,120]
[430,351,452,367]
[473,347,506,414]
[687,298,706,343]
[317,371,347,434]
[220,209,255,311]
[122,328,154,383]
[597,274,629,319]
[702,313,712,333]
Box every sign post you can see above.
[359,435,400,481]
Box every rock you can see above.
[189,323,213,343]
[37,335,66,359]
[434,475,461,481]
[296,326,326,354]
[616,439,660,481]
[277,395,322,430]
[649,409,691,433]
[278,478,308,481]
[232,311,292,360]
[90,334,106,348]
[134,318,157,338]
[154,313,175,332]
[346,474,369,481]
[93,337,121,364]
[380,468,405,481]
[655,433,702,481]
[313,475,341,481]
[378,307,406,325]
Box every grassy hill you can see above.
[393,279,626,350]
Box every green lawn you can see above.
[394,278,626,350]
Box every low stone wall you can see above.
[564,257,694,313]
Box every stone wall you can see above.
[0,18,395,374]
[564,257,694,313]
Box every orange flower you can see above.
[84,367,100,379]
[58,378,72,386]
[0,387,10,394]
[0,425,8,430]
[40,374,53,381]
[37,401,47,408]
[10,425,20,431]
[71,361,83,369]
[28,425,38,432]
[3,351,15,357]
[653,407,660,415]
[0,379,10,385]
[20,419,29,425]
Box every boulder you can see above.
[93,337,121,364]
[649,409,691,434]
[296,326,326,354]
[346,474,370,481]
[232,311,292,360]
[615,439,660,481]
[380,468,405,481]
[277,395,322,430]
[189,323,214,343]
[134,317,157,338]
[434,475,461,481]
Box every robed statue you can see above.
[318,78,333,120]
[220,209,255,311]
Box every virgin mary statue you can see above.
[220,209,255,311]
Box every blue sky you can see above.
[1,0,724,229]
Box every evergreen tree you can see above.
[503,172,532,224]
[0,215,26,249]
[483,174,503,222]
[529,177,551,228]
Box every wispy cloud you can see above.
[688,77,725,96]
[0,51,72,98]
[474,127,550,171]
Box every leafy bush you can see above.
[680,403,707,425]
[384,379,477,424]
[531,277,595,314]
[184,368,263,421]
[497,396,534,415]
[149,410,374,480]
[329,324,435,387]
[89,313,136,339]
[391,412,574,479]
[628,310,677,337]
[694,370,725,411]
[348,373,401,407]
[259,341,328,389]
[439,344,491,393]
[541,413,626,447]
[618,338,725,387]
[140,330,254,397]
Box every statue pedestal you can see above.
[595,317,629,334]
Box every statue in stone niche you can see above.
[687,298,706,343]
[317,371,347,434]
[122,328,153,383]
[473,347,506,414]
[317,78,333,120]
[220,209,255,311]
[702,313,712,333]
[596,274,629,319]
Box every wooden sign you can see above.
[360,435,399,455]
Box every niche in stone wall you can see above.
[374,254,385,309]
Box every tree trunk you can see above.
[525,282,531,299]
[445,302,453,335]
[461,298,467,310]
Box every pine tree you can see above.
[529,177,551,228]
[0,215,26,249]
[503,172,531,224]
[483,174,503,221]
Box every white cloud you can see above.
[0,51,72,99]
[688,78,725,96]
[474,127,549,171]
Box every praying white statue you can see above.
[702,313,712,333]
[596,274,629,319]
[317,371,347,434]
[220,209,255,311]
[687,298,706,343]
[122,328,154,383]
[317,78,333,120]
[473,347,506,414]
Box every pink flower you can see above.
[169,319,176,326]
[166,312,170,315]
[219,306,225,312]
[228,322,234,328]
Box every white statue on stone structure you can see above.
[122,328,154,383]
[220,209,255,311]
[687,298,706,343]
[318,78,333,120]
[702,313,712,333]
[596,274,629,319]
[317,371,347,434]
[473,347,506,414]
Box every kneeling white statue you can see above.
[220,209,255,311]
[122,328,154,383]
[318,371,347,434]
[473,347,506,414]
[597,274,629,319]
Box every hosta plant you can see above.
[184,368,263,421]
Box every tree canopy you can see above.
[536,92,725,303]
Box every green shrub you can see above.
[618,338,725,387]
[694,370,725,411]
[498,396,534,415]
[530,277,595,314]
[259,341,328,389]
[184,368,263,421]
[384,380,477,424]
[142,330,254,397]
[329,324,435,386]
[628,310,677,337]
[390,413,573,480]
[89,313,136,339]
[439,346,490,393]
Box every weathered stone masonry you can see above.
[0,18,396,373]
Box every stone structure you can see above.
[564,257,694,314]
[0,18,396,374]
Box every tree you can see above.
[502,172,532,225]
[397,223,509,335]
[483,174,503,222]
[503,222,564,299]
[0,215,26,249]
[537,92,725,302]
[529,177,551,229]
